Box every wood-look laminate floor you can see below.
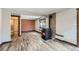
[0,32,79,51]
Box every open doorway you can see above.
[49,13,56,38]
[11,15,20,41]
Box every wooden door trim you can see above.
[11,15,20,36]
[49,14,52,28]
[77,8,79,47]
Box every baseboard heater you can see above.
[55,33,64,37]
[55,33,77,46]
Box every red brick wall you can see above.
[21,20,35,32]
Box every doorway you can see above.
[11,15,20,41]
[49,13,56,38]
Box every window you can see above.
[39,19,46,30]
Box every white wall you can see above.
[35,19,40,31]
[46,17,49,28]
[0,9,22,43]
[56,9,77,45]
[1,9,11,43]
[0,8,2,44]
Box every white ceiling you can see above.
[21,15,41,20]
[8,8,68,16]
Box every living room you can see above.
[0,8,79,51]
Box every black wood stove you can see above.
[42,28,53,40]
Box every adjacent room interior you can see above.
[0,8,79,51]
[11,15,20,41]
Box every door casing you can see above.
[11,15,20,37]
